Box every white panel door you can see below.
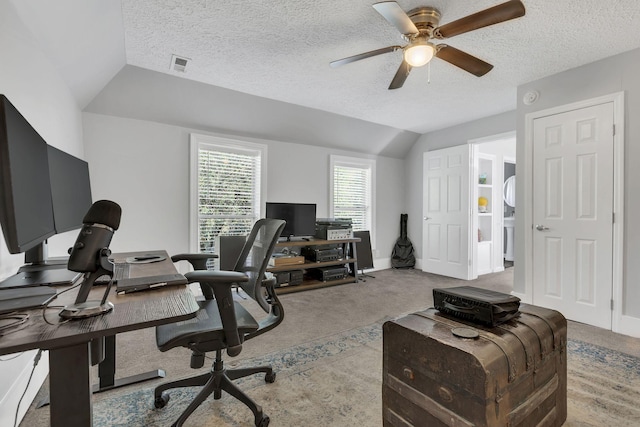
[532,102,614,329]
[422,145,472,279]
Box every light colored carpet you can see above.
[21,267,640,426]
[89,320,640,426]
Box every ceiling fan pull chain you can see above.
[427,61,431,84]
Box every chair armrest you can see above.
[171,253,218,271]
[185,270,247,300]
[184,270,249,357]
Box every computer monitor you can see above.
[48,145,93,233]
[0,95,56,255]
[0,95,85,288]
[265,202,316,240]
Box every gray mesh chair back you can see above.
[233,218,285,312]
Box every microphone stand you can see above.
[59,248,115,320]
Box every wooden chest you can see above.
[383,304,567,427]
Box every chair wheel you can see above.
[154,393,170,409]
[256,414,270,427]
[265,371,276,383]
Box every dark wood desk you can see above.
[0,250,199,427]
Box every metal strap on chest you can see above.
[519,308,560,351]
[412,311,518,382]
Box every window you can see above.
[190,134,266,253]
[330,155,375,238]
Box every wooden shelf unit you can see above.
[268,237,360,294]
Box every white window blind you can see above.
[330,156,375,236]
[191,135,266,253]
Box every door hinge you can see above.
[613,124,616,136]
[612,212,615,224]
[611,299,614,310]
[469,259,472,267]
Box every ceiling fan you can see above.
[330,0,526,89]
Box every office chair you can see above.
[219,235,246,271]
[153,218,286,427]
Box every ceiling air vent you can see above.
[170,54,190,72]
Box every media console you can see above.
[267,237,360,294]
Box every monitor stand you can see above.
[4,243,80,288]
[0,269,82,289]
[18,260,68,272]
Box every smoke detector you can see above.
[170,54,190,72]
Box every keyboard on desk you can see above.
[0,286,57,314]
[94,262,130,285]
[116,274,188,294]
[113,262,130,280]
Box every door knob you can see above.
[424,216,432,220]
[535,224,550,231]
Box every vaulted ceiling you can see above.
[12,0,640,155]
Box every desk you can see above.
[0,250,199,427]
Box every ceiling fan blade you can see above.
[330,45,402,68]
[373,2,419,36]
[435,45,493,77]
[434,0,525,39]
[389,60,412,90]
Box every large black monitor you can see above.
[265,202,316,240]
[0,95,86,288]
[48,145,93,233]
[0,95,56,254]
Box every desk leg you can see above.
[97,335,116,388]
[93,334,166,393]
[49,342,92,427]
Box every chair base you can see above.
[154,356,274,427]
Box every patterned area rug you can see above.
[93,321,640,427]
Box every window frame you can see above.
[329,155,376,249]
[189,133,267,253]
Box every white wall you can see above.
[82,113,405,268]
[0,1,85,423]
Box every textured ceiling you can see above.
[120,0,640,134]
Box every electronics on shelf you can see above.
[308,265,348,282]
[269,255,305,267]
[315,218,353,240]
[301,245,343,262]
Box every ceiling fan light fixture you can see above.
[404,41,435,67]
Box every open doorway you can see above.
[503,158,516,269]
[471,132,516,276]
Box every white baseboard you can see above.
[366,258,391,272]
[614,314,640,338]
[0,350,49,427]
[365,258,422,272]
[511,290,530,304]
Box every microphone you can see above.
[67,200,122,273]
[60,200,122,318]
